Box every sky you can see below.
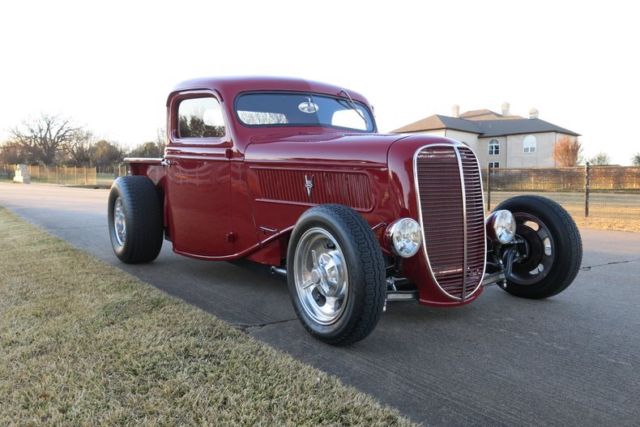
[0,0,638,164]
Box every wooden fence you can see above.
[0,164,98,185]
[483,166,640,193]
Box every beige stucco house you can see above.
[393,104,580,168]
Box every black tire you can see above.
[495,195,582,299]
[286,204,386,346]
[108,176,163,264]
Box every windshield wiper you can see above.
[338,89,367,124]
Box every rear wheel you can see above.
[495,195,582,299]
[108,176,163,264]
[287,204,386,345]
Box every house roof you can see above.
[473,118,580,137]
[393,114,482,134]
[460,109,523,120]
[393,113,580,137]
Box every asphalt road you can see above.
[1,182,639,426]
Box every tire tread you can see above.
[288,204,386,345]
[108,176,163,264]
[495,195,582,298]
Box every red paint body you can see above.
[127,77,484,307]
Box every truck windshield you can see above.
[235,92,375,132]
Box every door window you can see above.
[178,97,225,138]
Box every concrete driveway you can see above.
[1,182,639,426]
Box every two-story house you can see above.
[393,103,580,168]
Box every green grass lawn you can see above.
[0,207,411,426]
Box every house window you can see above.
[488,139,500,155]
[523,135,537,153]
[488,161,500,169]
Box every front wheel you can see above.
[286,204,386,346]
[495,195,582,299]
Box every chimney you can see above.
[501,102,510,116]
[452,104,460,117]
[529,108,539,119]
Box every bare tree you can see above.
[65,129,94,166]
[10,114,79,165]
[632,153,640,166]
[0,141,27,164]
[553,136,582,167]
[589,152,611,166]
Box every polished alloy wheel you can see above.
[113,196,127,247]
[293,227,349,325]
[509,212,555,285]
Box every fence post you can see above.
[486,167,492,212]
[584,161,590,218]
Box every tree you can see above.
[65,129,94,166]
[10,114,79,165]
[0,141,28,164]
[589,152,611,165]
[91,140,123,169]
[632,153,640,166]
[128,142,163,158]
[553,137,582,167]
[128,129,167,158]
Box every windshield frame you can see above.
[233,90,377,133]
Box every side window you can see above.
[178,97,225,138]
[523,135,537,153]
[488,139,500,155]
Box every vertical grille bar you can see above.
[414,144,486,300]
[452,147,468,301]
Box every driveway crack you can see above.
[581,258,640,271]
[234,317,298,333]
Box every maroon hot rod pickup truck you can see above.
[108,77,582,345]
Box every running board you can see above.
[386,290,418,301]
[272,267,419,302]
[270,266,287,277]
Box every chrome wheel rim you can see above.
[509,212,555,285]
[293,227,349,325]
[113,197,127,247]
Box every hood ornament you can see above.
[304,174,314,198]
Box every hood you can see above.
[245,131,409,167]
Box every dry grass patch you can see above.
[573,217,640,233]
[0,207,411,426]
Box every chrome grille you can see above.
[415,145,486,300]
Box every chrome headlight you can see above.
[486,210,516,244]
[385,218,422,258]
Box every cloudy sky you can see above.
[1,0,638,164]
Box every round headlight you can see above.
[488,210,516,244]
[386,218,422,258]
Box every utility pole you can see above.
[585,161,590,218]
